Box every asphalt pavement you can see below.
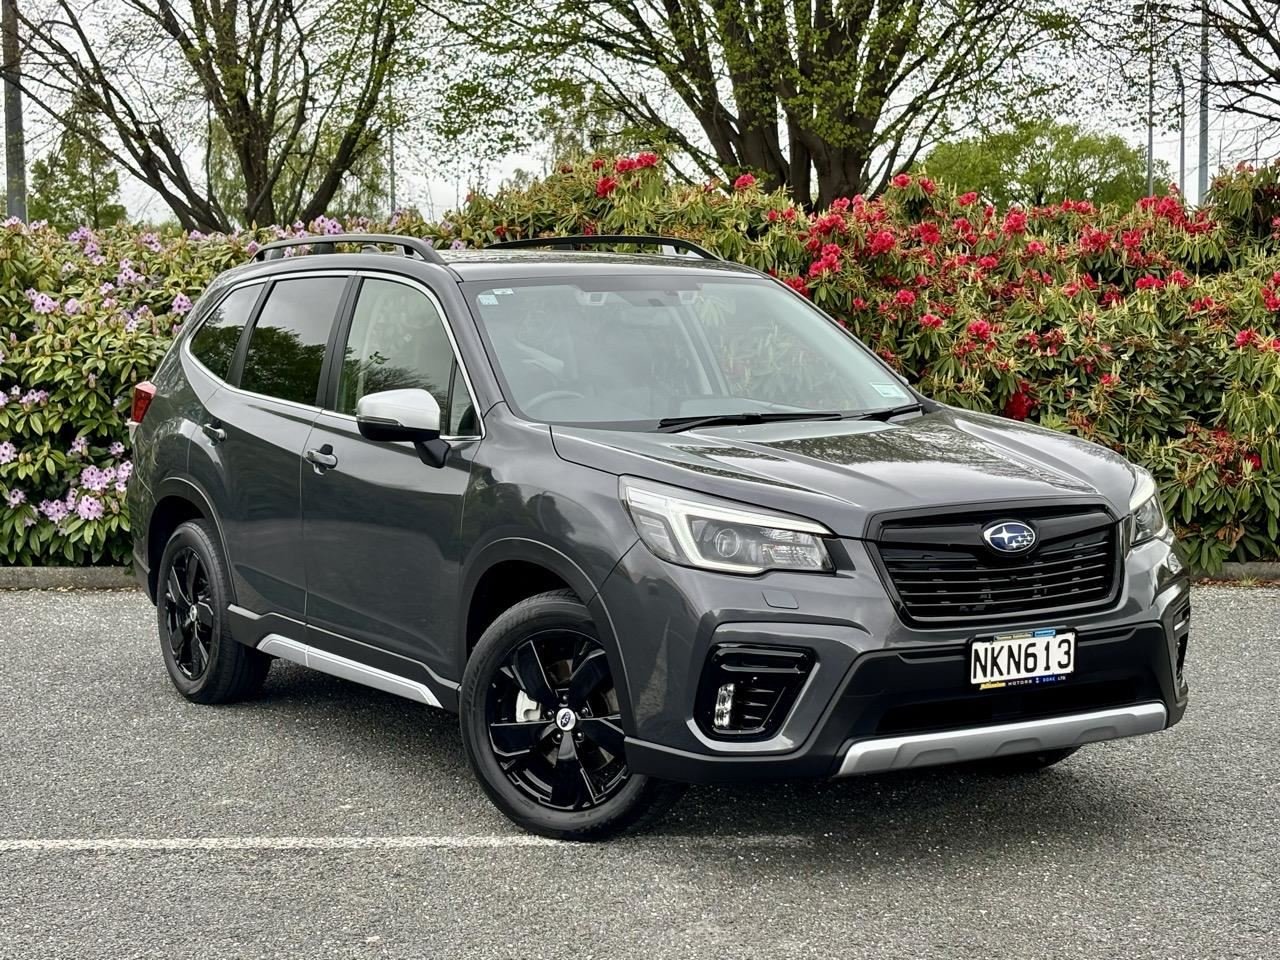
[0,586,1277,959]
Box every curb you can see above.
[0,567,137,590]
[1194,562,1280,582]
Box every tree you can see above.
[16,0,421,231]
[422,0,1078,206]
[920,120,1170,207]
[1203,0,1280,126]
[28,102,126,229]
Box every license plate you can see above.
[970,628,1075,688]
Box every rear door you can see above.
[197,273,352,621]
[299,273,481,687]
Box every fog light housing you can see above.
[696,644,815,740]
[713,683,736,730]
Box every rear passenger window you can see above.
[189,284,261,379]
[240,277,346,405]
[336,278,475,432]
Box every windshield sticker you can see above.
[871,382,907,399]
[477,293,499,306]
[492,288,514,295]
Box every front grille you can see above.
[874,505,1120,624]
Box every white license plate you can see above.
[970,629,1075,688]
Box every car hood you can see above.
[550,407,1140,537]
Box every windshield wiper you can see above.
[656,411,843,433]
[852,402,924,421]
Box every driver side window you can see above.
[335,278,476,434]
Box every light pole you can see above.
[1173,60,1185,195]
[1198,0,1210,202]
[1,0,25,220]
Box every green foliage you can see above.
[920,120,1169,209]
[27,106,127,232]
[3,158,1280,568]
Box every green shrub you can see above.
[1,160,1278,569]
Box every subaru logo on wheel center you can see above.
[982,520,1037,553]
[555,707,577,731]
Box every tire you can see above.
[459,589,684,840]
[156,519,270,704]
[978,746,1080,774]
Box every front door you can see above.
[300,274,481,688]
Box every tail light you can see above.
[130,381,156,423]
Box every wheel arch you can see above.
[145,478,233,604]
[459,538,634,726]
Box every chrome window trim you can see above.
[180,268,484,441]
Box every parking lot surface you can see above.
[1,586,1277,959]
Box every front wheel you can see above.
[459,590,683,840]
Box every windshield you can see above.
[462,275,914,427]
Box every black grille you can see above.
[874,506,1120,624]
[695,645,814,740]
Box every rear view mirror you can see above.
[356,389,441,443]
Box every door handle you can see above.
[305,446,338,471]
[201,421,226,442]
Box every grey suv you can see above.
[127,233,1190,839]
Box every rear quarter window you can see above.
[188,284,263,380]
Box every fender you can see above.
[457,536,635,727]
[148,475,236,604]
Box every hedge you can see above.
[1,160,1279,569]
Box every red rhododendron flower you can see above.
[869,229,896,255]
[977,255,999,270]
[590,157,606,171]
[957,191,978,206]
[1002,210,1027,235]
[781,276,809,296]
[830,197,851,213]
[595,176,618,198]
[766,209,780,222]
[1168,270,1192,287]
[891,173,912,189]
[920,313,943,329]
[967,319,993,341]
[894,289,916,307]
[917,222,942,246]
[918,177,936,195]
[1245,452,1262,471]
[733,173,757,191]
[1100,373,1119,388]
[1004,390,1034,421]
[1135,275,1165,291]
[1026,240,1047,255]
[1264,289,1280,312]
[782,207,797,221]
[1235,328,1258,348]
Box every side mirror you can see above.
[356,389,442,443]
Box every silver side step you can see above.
[836,702,1168,777]
[257,635,442,709]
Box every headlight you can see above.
[1128,467,1169,546]
[620,477,834,574]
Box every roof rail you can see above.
[253,233,446,265]
[487,234,720,261]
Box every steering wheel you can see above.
[523,389,587,413]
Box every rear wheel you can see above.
[156,520,270,704]
[460,590,683,839]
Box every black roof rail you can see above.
[487,234,721,261]
[253,233,446,265]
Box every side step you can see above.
[257,635,443,708]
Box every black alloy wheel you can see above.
[487,629,630,811]
[460,589,684,839]
[162,546,215,681]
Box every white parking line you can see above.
[0,834,813,853]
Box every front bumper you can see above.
[602,534,1190,785]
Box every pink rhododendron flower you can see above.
[76,496,104,520]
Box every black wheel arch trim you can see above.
[457,537,635,731]
[146,476,235,606]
